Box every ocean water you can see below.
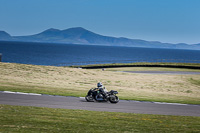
[0,41,200,66]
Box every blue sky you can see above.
[0,0,200,44]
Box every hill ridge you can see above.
[0,27,200,50]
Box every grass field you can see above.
[0,62,200,104]
[0,104,200,132]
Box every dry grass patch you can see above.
[0,62,200,104]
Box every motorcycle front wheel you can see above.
[85,95,94,102]
[109,95,119,103]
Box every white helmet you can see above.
[97,82,103,87]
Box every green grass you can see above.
[189,78,200,86]
[0,104,200,133]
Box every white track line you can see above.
[1,91,42,96]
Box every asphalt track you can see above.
[0,92,200,116]
[122,71,200,75]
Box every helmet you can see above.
[97,82,103,87]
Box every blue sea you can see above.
[0,41,200,66]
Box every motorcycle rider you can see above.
[97,82,108,98]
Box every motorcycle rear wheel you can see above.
[109,95,119,103]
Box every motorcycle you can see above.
[85,88,119,103]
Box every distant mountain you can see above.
[0,27,200,50]
[0,31,12,40]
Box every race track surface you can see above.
[122,71,200,75]
[0,92,200,116]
